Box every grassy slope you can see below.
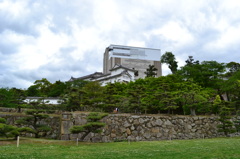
[0,137,240,159]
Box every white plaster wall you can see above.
[24,98,63,105]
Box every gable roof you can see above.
[96,70,133,82]
[68,72,104,81]
[68,65,136,84]
[110,64,137,72]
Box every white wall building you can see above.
[69,45,162,86]
[69,64,136,86]
[103,45,162,79]
[24,97,63,105]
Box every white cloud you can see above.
[148,21,195,51]
[0,0,29,17]
[1,0,240,88]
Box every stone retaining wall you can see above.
[1,108,239,142]
[61,113,239,142]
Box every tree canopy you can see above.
[0,55,239,116]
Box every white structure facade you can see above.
[69,64,136,86]
[24,97,63,105]
[103,45,162,79]
[69,45,162,86]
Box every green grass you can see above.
[0,137,240,159]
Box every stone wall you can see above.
[1,108,239,142]
[60,113,239,142]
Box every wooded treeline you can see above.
[1,54,240,116]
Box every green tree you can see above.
[178,58,225,89]
[234,112,240,133]
[179,81,209,116]
[158,86,178,114]
[9,88,26,112]
[221,71,240,114]
[218,101,236,136]
[212,95,222,115]
[144,65,158,77]
[66,79,89,89]
[27,85,41,96]
[64,87,86,111]
[0,88,26,110]
[0,117,19,138]
[185,56,199,65]
[126,79,146,113]
[141,78,158,114]
[16,110,51,138]
[177,56,202,88]
[160,52,178,74]
[82,81,104,111]
[70,112,108,141]
[62,79,90,111]
[48,80,67,97]
[0,88,12,107]
[150,75,181,114]
[200,61,225,88]
[102,83,123,112]
[225,62,240,77]
[27,78,52,97]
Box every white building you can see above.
[69,64,136,86]
[69,45,162,85]
[24,97,63,105]
[103,45,162,79]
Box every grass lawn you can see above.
[0,137,240,159]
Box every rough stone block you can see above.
[126,128,131,135]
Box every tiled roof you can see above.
[110,64,137,72]
[69,72,104,81]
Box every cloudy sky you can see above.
[1,0,240,89]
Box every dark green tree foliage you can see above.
[178,57,225,89]
[185,56,199,65]
[33,78,52,96]
[0,88,26,110]
[145,75,182,114]
[9,88,26,112]
[234,114,240,133]
[177,56,200,82]
[27,78,67,97]
[157,82,178,114]
[48,80,67,97]
[0,117,19,138]
[64,87,86,111]
[66,79,90,89]
[200,61,225,89]
[141,78,158,114]
[225,62,240,77]
[62,79,89,111]
[0,117,6,123]
[82,81,104,111]
[27,85,41,97]
[144,65,158,77]
[70,112,108,141]
[63,81,103,111]
[179,81,210,116]
[103,83,121,112]
[16,110,51,138]
[0,88,12,107]
[212,95,222,115]
[126,79,146,113]
[160,52,178,74]
[218,102,236,136]
[2,56,240,117]
[221,70,240,113]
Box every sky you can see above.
[1,0,240,89]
